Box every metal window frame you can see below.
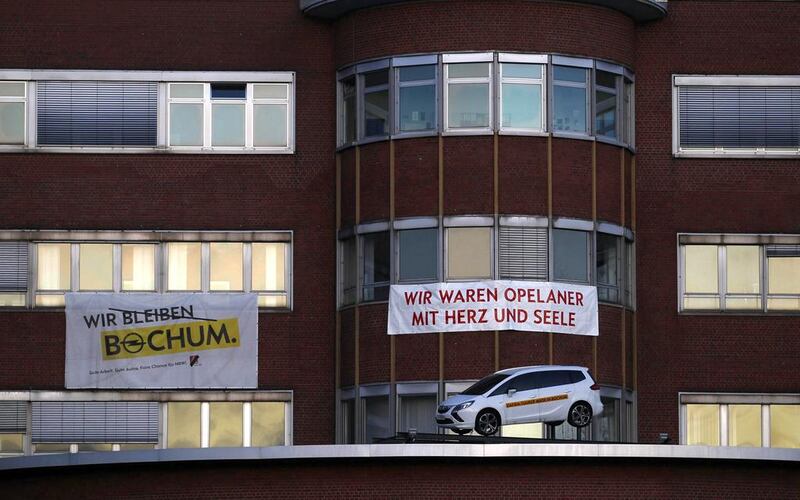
[677,235,800,315]
[497,57,547,135]
[443,53,495,135]
[0,80,27,148]
[550,62,591,138]
[358,64,392,142]
[679,392,800,447]
[673,74,800,158]
[0,70,294,154]
[25,232,292,311]
[393,61,439,138]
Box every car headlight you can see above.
[453,401,474,412]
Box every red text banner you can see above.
[388,281,598,336]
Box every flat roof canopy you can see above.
[300,0,668,23]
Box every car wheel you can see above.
[453,429,471,436]
[475,409,501,436]
[567,401,593,428]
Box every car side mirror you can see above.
[507,388,516,398]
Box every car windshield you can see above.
[461,373,510,395]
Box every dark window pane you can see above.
[399,228,437,281]
[399,85,436,131]
[399,65,435,82]
[362,231,390,302]
[463,373,509,395]
[363,69,389,88]
[211,83,246,99]
[554,229,589,282]
[553,85,587,133]
[554,66,587,83]
[595,70,617,89]
[597,233,620,302]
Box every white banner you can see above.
[388,281,598,336]
[65,293,258,389]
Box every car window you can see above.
[461,373,509,395]
[489,372,541,396]
[538,370,573,388]
[569,370,586,383]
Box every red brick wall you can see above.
[596,143,622,225]
[394,137,440,218]
[1,457,797,499]
[395,332,439,382]
[551,138,593,220]
[358,304,390,384]
[334,0,636,68]
[442,136,494,216]
[0,0,337,445]
[358,142,391,222]
[635,0,800,443]
[497,136,548,216]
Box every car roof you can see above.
[494,365,588,376]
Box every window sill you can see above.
[0,146,295,155]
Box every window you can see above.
[0,81,26,145]
[553,229,590,283]
[22,234,290,309]
[168,82,291,150]
[675,76,800,156]
[398,395,437,434]
[362,396,389,444]
[622,79,634,147]
[498,226,547,280]
[596,396,619,442]
[766,245,800,311]
[37,81,157,147]
[624,240,635,307]
[681,395,800,448]
[0,242,28,307]
[397,65,437,133]
[0,401,26,456]
[445,62,492,131]
[251,402,286,447]
[596,233,621,303]
[680,238,799,313]
[340,237,357,306]
[209,402,243,447]
[552,66,589,134]
[500,63,544,131]
[362,231,390,301]
[361,69,389,138]
[446,227,492,280]
[397,228,438,282]
[339,76,356,145]
[340,398,356,444]
[595,70,619,139]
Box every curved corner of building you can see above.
[300,0,668,23]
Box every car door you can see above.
[490,372,541,425]
[537,370,574,423]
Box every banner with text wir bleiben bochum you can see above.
[65,293,258,389]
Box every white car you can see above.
[435,365,603,436]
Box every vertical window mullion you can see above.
[201,242,210,292]
[762,404,770,448]
[243,402,252,447]
[70,243,79,292]
[243,243,252,293]
[203,84,212,148]
[112,243,121,292]
[200,402,210,448]
[245,83,253,148]
[719,245,727,311]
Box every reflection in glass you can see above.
[209,402,243,447]
[212,104,245,146]
[169,103,203,146]
[254,104,287,147]
[252,402,286,447]
[553,85,587,133]
[167,402,201,448]
[448,83,489,128]
[362,232,390,301]
[502,83,542,129]
[400,85,435,132]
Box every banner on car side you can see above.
[388,281,598,336]
[65,293,258,388]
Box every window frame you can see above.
[678,234,800,314]
[10,231,291,311]
[680,392,800,448]
[442,53,495,135]
[358,65,391,142]
[550,59,592,138]
[673,75,800,158]
[593,66,622,142]
[393,57,439,138]
[0,70,294,154]
[497,53,547,135]
[0,80,27,147]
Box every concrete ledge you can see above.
[300,0,668,23]
[1,443,798,471]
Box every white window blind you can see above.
[498,226,548,280]
[37,81,158,146]
[32,401,159,443]
[679,86,800,149]
[0,242,27,292]
[0,401,27,433]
